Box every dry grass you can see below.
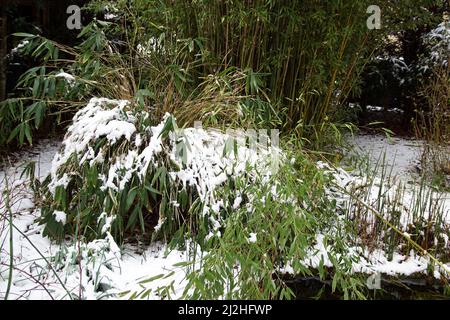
[414,65,450,188]
[170,71,250,128]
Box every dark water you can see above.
[283,275,450,300]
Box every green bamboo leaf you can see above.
[13,32,37,38]
[139,274,165,284]
[32,78,40,97]
[24,123,33,145]
[126,187,139,211]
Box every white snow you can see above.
[345,134,450,223]
[0,210,194,300]
[248,233,257,244]
[55,72,75,83]
[49,98,135,193]
[104,13,118,20]
[168,127,280,213]
[98,212,115,235]
[349,134,423,178]
[10,40,29,55]
[421,21,450,69]
[1,109,449,299]
[282,233,446,279]
[0,138,195,300]
[53,211,67,225]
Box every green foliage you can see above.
[6,0,449,300]
[93,0,376,133]
[4,0,444,149]
[1,13,256,148]
[341,146,450,263]
[0,25,109,147]
[37,111,181,243]
[119,149,369,300]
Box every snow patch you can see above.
[53,210,67,225]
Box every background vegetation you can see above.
[1,0,446,150]
[1,0,449,300]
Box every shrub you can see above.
[34,98,370,299]
[37,97,280,243]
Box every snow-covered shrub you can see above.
[37,97,280,243]
[419,21,450,72]
[33,97,373,299]
[52,232,122,299]
[355,20,448,116]
[135,154,375,299]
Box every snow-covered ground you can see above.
[1,132,449,300]
[284,234,439,278]
[0,97,281,300]
[348,133,450,221]
[0,140,193,300]
[349,134,423,180]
